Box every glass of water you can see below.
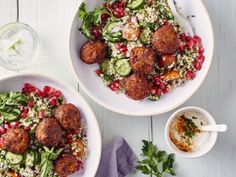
[0,22,40,71]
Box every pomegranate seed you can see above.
[39,110,45,119]
[154,75,161,82]
[66,133,73,140]
[91,28,101,38]
[71,130,79,135]
[198,47,204,55]
[4,123,11,130]
[119,1,125,7]
[197,55,205,63]
[24,83,32,88]
[24,126,30,131]
[28,101,34,108]
[119,46,127,53]
[151,88,157,95]
[20,112,27,119]
[49,97,57,106]
[186,40,194,49]
[185,71,196,80]
[186,36,193,42]
[194,35,201,42]
[159,82,166,90]
[54,90,62,98]
[95,69,102,75]
[43,86,51,94]
[35,89,42,97]
[155,88,162,96]
[180,33,186,41]
[101,13,110,22]
[114,82,119,88]
[10,121,20,128]
[178,45,184,52]
[162,87,170,94]
[41,92,47,98]
[113,10,120,17]
[23,107,29,114]
[0,126,6,134]
[28,86,36,92]
[111,3,119,9]
[193,61,202,71]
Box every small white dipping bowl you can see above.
[0,73,102,177]
[165,107,217,158]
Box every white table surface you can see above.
[0,0,235,177]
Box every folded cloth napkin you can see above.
[96,137,138,177]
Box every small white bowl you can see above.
[165,107,217,158]
[0,73,102,177]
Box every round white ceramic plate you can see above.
[69,0,214,116]
[0,73,101,177]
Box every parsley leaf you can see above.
[136,140,176,177]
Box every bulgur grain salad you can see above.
[0,83,87,177]
[78,0,205,101]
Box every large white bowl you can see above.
[69,0,214,116]
[0,73,101,177]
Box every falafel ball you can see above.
[2,128,29,154]
[54,103,81,131]
[80,40,107,64]
[54,154,79,177]
[124,73,151,100]
[151,24,179,54]
[129,47,156,74]
[36,118,62,147]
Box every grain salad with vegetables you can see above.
[78,0,206,101]
[0,83,87,177]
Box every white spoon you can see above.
[167,0,194,36]
[200,124,227,132]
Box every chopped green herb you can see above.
[136,140,176,177]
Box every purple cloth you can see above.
[96,137,138,177]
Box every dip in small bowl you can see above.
[165,107,217,158]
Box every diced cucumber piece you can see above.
[6,152,23,165]
[1,112,18,122]
[115,59,132,76]
[107,22,123,38]
[127,0,145,10]
[100,59,116,75]
[140,28,151,44]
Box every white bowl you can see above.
[165,107,217,158]
[0,73,102,177]
[69,0,214,116]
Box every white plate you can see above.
[69,0,214,116]
[0,73,101,177]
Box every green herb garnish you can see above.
[40,147,62,177]
[136,140,176,177]
[181,115,201,140]
[0,92,28,122]
[78,2,111,39]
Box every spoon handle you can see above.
[201,124,227,132]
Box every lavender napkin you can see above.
[96,137,138,177]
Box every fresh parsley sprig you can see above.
[40,147,62,177]
[136,140,176,177]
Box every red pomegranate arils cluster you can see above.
[105,0,125,18]
[109,81,120,91]
[115,43,128,53]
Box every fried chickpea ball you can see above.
[2,128,29,154]
[36,118,62,147]
[54,103,81,131]
[151,24,179,54]
[129,47,156,74]
[124,73,151,100]
[80,40,107,64]
[54,154,79,177]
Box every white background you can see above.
[0,0,235,176]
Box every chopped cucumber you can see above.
[100,59,116,75]
[5,152,23,165]
[140,28,151,44]
[25,150,35,167]
[115,59,132,76]
[127,0,145,10]
[107,22,123,38]
[139,21,155,30]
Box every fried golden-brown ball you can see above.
[124,73,151,100]
[129,47,156,74]
[54,154,79,177]
[80,40,107,64]
[151,24,179,54]
[54,103,81,131]
[36,118,62,147]
[2,128,29,154]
